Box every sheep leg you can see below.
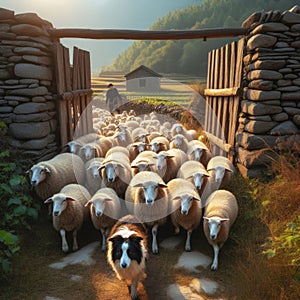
[130,280,139,300]
[100,228,107,252]
[60,229,69,253]
[72,230,78,251]
[211,244,219,271]
[152,224,159,254]
[185,229,192,252]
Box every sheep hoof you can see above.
[152,248,159,255]
[211,264,218,271]
[185,246,191,252]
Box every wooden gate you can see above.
[204,38,244,161]
[54,43,93,146]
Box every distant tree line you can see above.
[102,0,299,76]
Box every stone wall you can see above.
[0,8,58,161]
[236,5,300,177]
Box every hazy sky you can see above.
[2,0,198,73]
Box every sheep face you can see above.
[29,165,50,186]
[213,166,226,182]
[133,181,167,205]
[81,144,96,160]
[172,135,185,148]
[101,162,124,183]
[150,142,159,153]
[88,162,102,179]
[191,173,205,190]
[172,124,184,134]
[134,162,153,172]
[203,217,229,240]
[115,132,126,142]
[44,194,75,217]
[154,152,174,171]
[87,198,111,217]
[192,148,203,161]
[178,194,198,215]
[67,141,81,154]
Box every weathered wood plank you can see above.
[204,86,240,96]
[49,27,248,40]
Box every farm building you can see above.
[125,65,162,92]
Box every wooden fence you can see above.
[204,38,244,161]
[54,43,93,146]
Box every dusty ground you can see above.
[0,202,239,300]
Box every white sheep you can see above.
[106,146,130,158]
[203,189,238,270]
[44,184,91,252]
[85,187,121,251]
[67,133,99,154]
[187,140,212,167]
[79,142,103,161]
[85,158,104,195]
[124,120,140,131]
[125,171,168,254]
[153,148,188,183]
[131,150,157,175]
[100,152,132,199]
[170,123,193,141]
[131,127,150,143]
[168,178,202,251]
[28,153,85,201]
[113,126,133,147]
[170,134,189,153]
[127,141,149,162]
[149,136,170,153]
[177,160,210,196]
[205,156,235,198]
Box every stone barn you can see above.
[125,65,162,92]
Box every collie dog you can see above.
[107,215,148,300]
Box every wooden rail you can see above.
[48,27,248,40]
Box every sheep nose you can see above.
[31,180,37,186]
[210,234,216,240]
[146,200,154,205]
[53,211,59,216]
[181,210,188,215]
[121,262,127,268]
[96,211,102,217]
[108,177,114,182]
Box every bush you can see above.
[0,122,40,278]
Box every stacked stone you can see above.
[237,5,300,177]
[0,8,57,160]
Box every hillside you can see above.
[103,0,299,76]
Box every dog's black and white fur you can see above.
[107,215,148,300]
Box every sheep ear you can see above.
[44,197,53,204]
[104,198,113,202]
[66,197,75,202]
[193,195,201,202]
[44,167,51,173]
[220,218,229,223]
[152,156,158,159]
[158,183,168,188]
[131,165,138,169]
[166,155,175,158]
[98,164,106,171]
[85,200,93,207]
[203,216,210,220]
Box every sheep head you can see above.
[44,193,75,216]
[203,216,229,240]
[29,165,50,187]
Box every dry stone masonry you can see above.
[0,8,57,161]
[237,5,300,177]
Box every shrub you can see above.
[0,122,40,278]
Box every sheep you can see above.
[106,146,130,158]
[107,214,148,300]
[148,131,162,142]
[131,150,157,175]
[170,134,189,153]
[131,127,150,144]
[97,136,114,157]
[168,178,202,251]
[170,123,193,141]
[187,140,212,167]
[79,142,103,161]
[100,153,132,198]
[67,133,99,154]
[113,126,133,147]
[205,156,235,197]
[124,120,140,131]
[127,142,149,162]
[203,189,238,270]
[85,158,104,195]
[125,171,168,254]
[44,184,91,252]
[177,161,210,196]
[153,148,188,183]
[149,136,170,153]
[28,153,85,201]
[85,187,121,251]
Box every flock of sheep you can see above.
[28,107,238,299]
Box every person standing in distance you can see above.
[106,83,120,113]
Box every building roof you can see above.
[124,65,162,78]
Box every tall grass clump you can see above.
[228,142,300,299]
